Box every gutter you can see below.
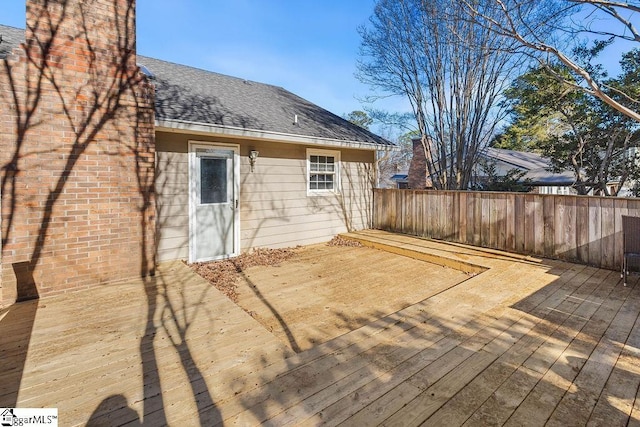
[155,118,397,152]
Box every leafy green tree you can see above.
[344,110,373,130]
[500,48,640,195]
[462,0,640,122]
[493,62,580,152]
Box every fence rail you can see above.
[373,189,640,270]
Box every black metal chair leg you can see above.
[621,216,640,288]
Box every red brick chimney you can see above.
[408,137,432,189]
[0,0,155,305]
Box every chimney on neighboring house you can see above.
[0,0,155,306]
[408,137,432,189]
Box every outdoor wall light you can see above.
[249,150,259,172]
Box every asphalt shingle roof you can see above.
[482,147,575,186]
[0,25,23,58]
[138,56,392,146]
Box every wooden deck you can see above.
[1,230,639,426]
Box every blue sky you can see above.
[2,2,634,127]
[2,0,389,119]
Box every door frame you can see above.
[188,141,240,263]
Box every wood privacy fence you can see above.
[373,189,640,271]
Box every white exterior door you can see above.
[189,143,239,263]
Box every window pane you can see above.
[308,153,337,192]
[309,173,334,191]
[310,155,335,170]
[201,158,227,204]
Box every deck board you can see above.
[1,230,638,426]
[502,270,627,426]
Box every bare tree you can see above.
[345,109,415,187]
[358,0,524,189]
[461,0,640,122]
[376,131,416,188]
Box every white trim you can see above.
[188,141,240,263]
[156,118,395,152]
[307,148,341,196]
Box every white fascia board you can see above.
[155,118,398,152]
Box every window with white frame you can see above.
[307,149,340,194]
[538,185,571,195]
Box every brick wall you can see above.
[0,0,155,306]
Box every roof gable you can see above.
[138,56,392,147]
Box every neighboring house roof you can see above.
[391,173,408,181]
[0,24,23,58]
[484,147,552,170]
[481,147,575,186]
[403,141,574,189]
[138,56,392,149]
[0,24,392,150]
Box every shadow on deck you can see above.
[0,230,638,426]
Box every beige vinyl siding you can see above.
[240,145,373,249]
[155,131,375,261]
[155,139,189,262]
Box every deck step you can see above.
[340,231,488,275]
